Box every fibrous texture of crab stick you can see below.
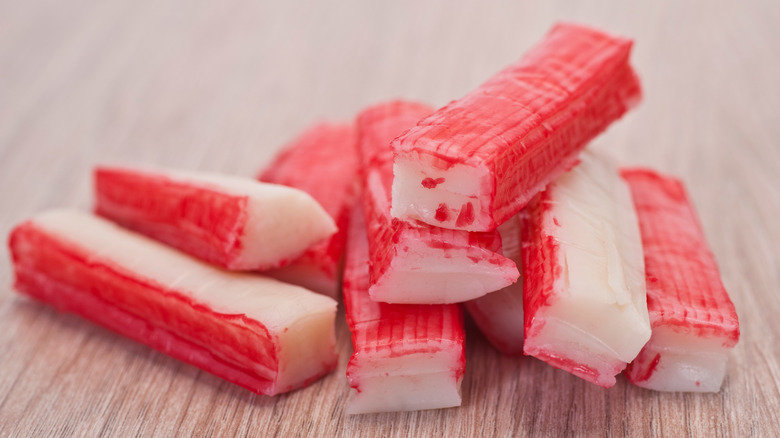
[8,210,338,396]
[463,214,525,355]
[95,166,337,271]
[357,101,519,304]
[343,205,465,414]
[521,150,650,388]
[258,122,359,297]
[391,22,642,232]
[621,169,740,392]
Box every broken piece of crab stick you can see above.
[8,210,338,396]
[392,22,642,232]
[463,214,525,355]
[621,169,740,392]
[343,205,465,414]
[357,101,519,304]
[521,150,650,388]
[95,166,337,271]
[258,122,359,297]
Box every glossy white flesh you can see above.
[523,150,651,387]
[627,327,732,392]
[346,350,463,415]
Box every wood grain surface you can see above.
[1,1,779,436]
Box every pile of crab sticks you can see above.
[8,22,739,414]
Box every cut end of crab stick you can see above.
[8,210,338,396]
[357,101,519,304]
[522,150,651,388]
[463,214,525,355]
[343,205,465,414]
[392,22,642,231]
[258,122,359,297]
[95,166,337,271]
[621,169,739,392]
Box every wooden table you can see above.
[1,1,778,436]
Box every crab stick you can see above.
[521,150,650,388]
[392,23,642,231]
[95,166,337,271]
[622,169,740,392]
[8,210,338,396]
[343,205,465,414]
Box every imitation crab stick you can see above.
[463,214,525,355]
[357,101,519,304]
[343,205,465,414]
[391,23,642,232]
[8,210,338,396]
[258,122,359,297]
[621,169,740,392]
[521,150,650,388]
[95,166,337,271]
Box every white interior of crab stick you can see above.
[522,150,651,388]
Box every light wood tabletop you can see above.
[1,0,778,436]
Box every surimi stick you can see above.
[521,150,651,388]
[621,169,740,392]
[8,210,338,396]
[392,23,642,231]
[343,205,465,414]
[258,122,359,297]
[357,101,519,304]
[463,214,525,355]
[95,166,337,271]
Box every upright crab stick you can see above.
[357,101,519,304]
[95,166,337,271]
[392,23,642,232]
[8,210,338,396]
[258,122,359,297]
[621,169,740,392]
[521,150,650,388]
[463,214,525,355]
[343,205,465,414]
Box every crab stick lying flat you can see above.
[8,210,338,396]
[344,205,465,414]
[95,166,337,271]
[522,150,650,388]
[392,23,642,232]
[463,214,525,355]
[258,122,359,297]
[357,101,519,304]
[621,169,740,392]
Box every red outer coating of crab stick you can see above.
[357,101,519,304]
[621,169,740,391]
[9,210,338,396]
[95,166,336,271]
[258,122,359,297]
[392,22,642,231]
[343,204,465,414]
